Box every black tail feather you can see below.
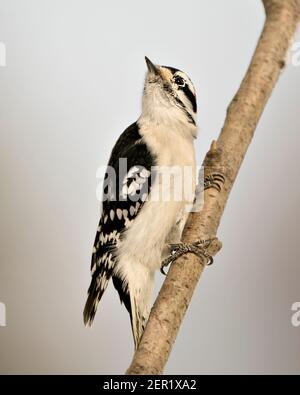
[83,268,112,326]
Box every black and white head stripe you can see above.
[162,66,197,114]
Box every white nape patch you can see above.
[110,209,115,221]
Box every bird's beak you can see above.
[145,56,160,75]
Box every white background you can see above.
[0,0,300,374]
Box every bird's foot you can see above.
[160,238,216,275]
[204,173,225,192]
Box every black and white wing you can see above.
[83,122,156,326]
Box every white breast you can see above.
[117,122,197,272]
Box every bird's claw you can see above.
[160,247,178,275]
[204,172,225,192]
[160,238,216,275]
[160,266,167,275]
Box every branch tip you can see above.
[210,140,218,152]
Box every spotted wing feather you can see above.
[83,122,155,326]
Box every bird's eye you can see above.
[174,76,185,87]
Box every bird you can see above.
[84,57,202,348]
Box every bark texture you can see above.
[127,0,300,375]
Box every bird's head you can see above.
[141,57,197,130]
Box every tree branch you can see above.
[127,0,300,375]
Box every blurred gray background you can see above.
[0,0,300,374]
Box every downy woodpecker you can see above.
[84,57,217,348]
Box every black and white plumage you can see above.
[84,57,198,348]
